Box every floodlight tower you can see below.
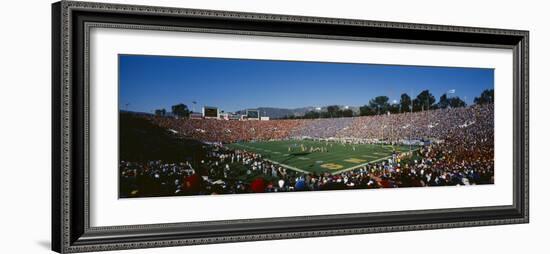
[445,89,457,142]
[409,89,414,155]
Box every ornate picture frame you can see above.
[52,1,528,253]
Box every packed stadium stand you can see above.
[147,104,493,143]
[119,104,494,197]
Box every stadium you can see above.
[119,100,494,198]
[118,54,495,198]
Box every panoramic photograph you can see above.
[118,55,495,198]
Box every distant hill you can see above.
[122,105,362,119]
[235,107,315,119]
[235,105,360,119]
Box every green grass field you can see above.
[227,140,414,174]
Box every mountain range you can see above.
[234,105,360,119]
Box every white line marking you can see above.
[333,148,420,174]
[263,159,310,173]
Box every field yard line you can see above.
[332,147,421,174]
[331,155,392,174]
[361,155,378,158]
[263,159,310,174]
[229,142,419,175]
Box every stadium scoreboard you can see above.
[203,106,219,118]
[246,109,260,120]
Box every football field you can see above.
[226,140,415,174]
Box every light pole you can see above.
[426,96,430,141]
[409,89,414,155]
[409,102,412,155]
[445,89,456,142]
[391,100,397,144]
[445,89,455,108]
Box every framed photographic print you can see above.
[52,1,529,253]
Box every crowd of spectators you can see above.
[290,117,355,138]
[120,140,493,197]
[149,117,303,143]
[146,104,493,144]
[120,104,494,197]
[336,104,493,142]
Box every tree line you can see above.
[154,89,494,119]
[283,89,494,119]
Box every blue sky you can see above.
[119,55,494,113]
